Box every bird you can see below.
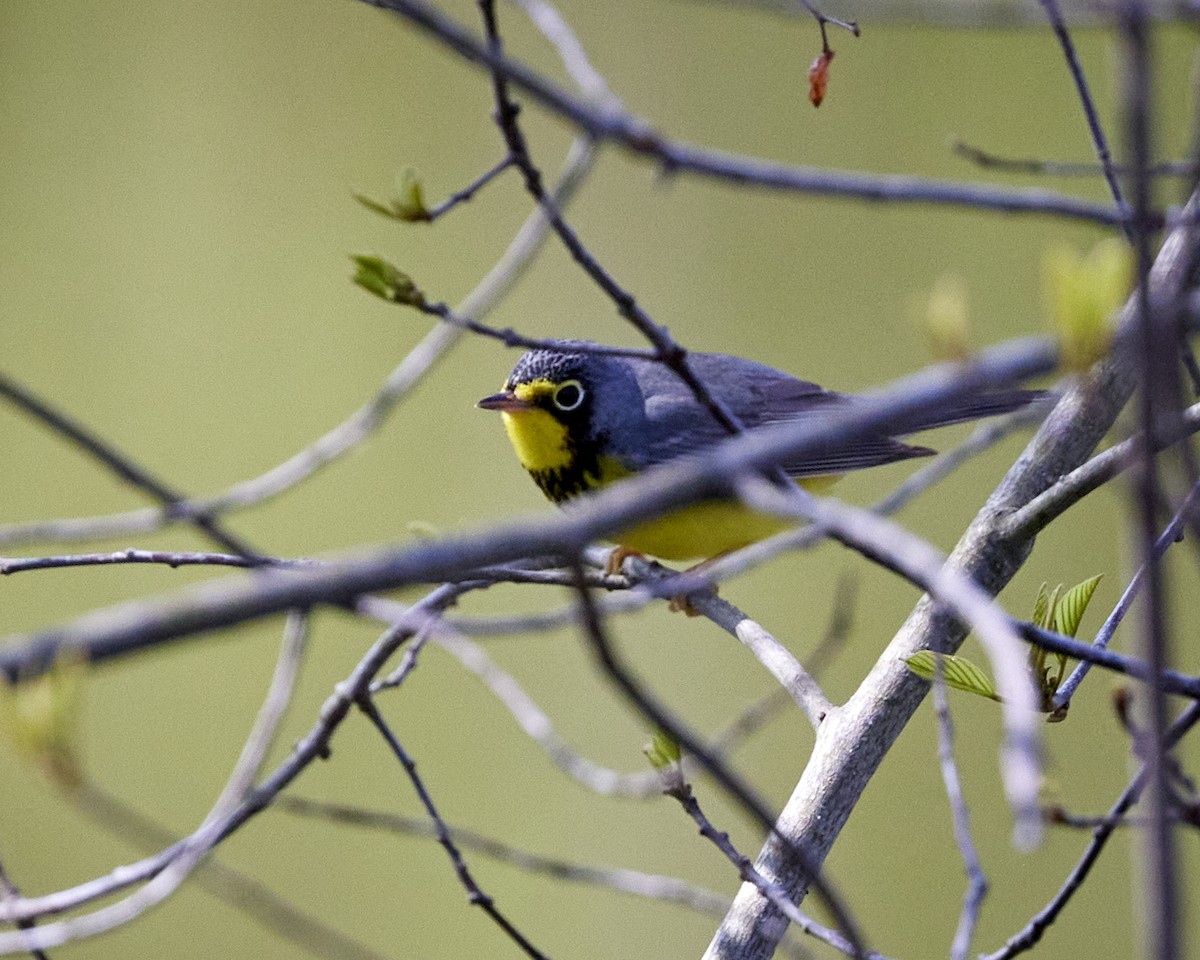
[478,341,1041,565]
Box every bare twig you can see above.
[661,779,891,960]
[0,611,309,953]
[0,550,304,575]
[361,0,1135,227]
[931,668,988,960]
[615,553,833,729]
[275,792,827,960]
[1037,0,1131,238]
[0,856,50,960]
[422,155,515,221]
[711,575,857,751]
[567,558,870,960]
[674,0,1197,27]
[794,0,859,40]
[1016,620,1200,699]
[983,700,1200,960]
[277,796,731,914]
[0,139,598,551]
[413,298,663,357]
[355,695,550,960]
[1121,2,1181,955]
[1052,481,1200,710]
[952,141,1200,179]
[734,621,833,729]
[1043,804,1148,829]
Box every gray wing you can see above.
[627,353,933,477]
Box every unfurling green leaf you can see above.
[353,168,431,222]
[1043,239,1131,373]
[353,192,400,218]
[350,254,424,306]
[921,272,971,362]
[644,729,682,770]
[1044,584,1062,631]
[0,653,87,788]
[905,651,1001,702]
[1053,574,1102,639]
[393,168,429,221]
[1032,581,1051,631]
[1027,574,1103,717]
[644,729,687,795]
[1029,582,1056,691]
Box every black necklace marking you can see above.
[526,431,605,503]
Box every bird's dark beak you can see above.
[477,390,535,412]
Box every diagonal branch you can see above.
[356,695,550,960]
[700,190,1200,960]
[0,335,1058,681]
[1037,0,1131,237]
[567,558,870,959]
[0,373,261,559]
[0,611,309,953]
[0,586,463,929]
[361,0,1134,227]
[0,138,597,552]
[982,699,1200,960]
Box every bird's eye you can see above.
[553,380,585,411]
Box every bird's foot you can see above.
[668,592,710,616]
[667,555,726,616]
[605,545,643,576]
[606,548,722,615]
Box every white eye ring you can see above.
[553,380,586,411]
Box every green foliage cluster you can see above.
[905,575,1102,721]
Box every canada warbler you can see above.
[478,342,1040,561]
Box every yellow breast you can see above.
[612,501,791,560]
[498,394,836,559]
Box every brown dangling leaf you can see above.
[808,49,835,108]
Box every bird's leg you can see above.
[605,545,643,576]
[606,546,722,616]
[667,554,727,617]
[667,594,706,616]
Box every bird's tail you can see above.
[900,389,1050,435]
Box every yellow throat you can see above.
[499,382,575,474]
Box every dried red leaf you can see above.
[808,49,834,108]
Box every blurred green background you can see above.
[2,1,1198,957]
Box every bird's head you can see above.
[477,343,645,497]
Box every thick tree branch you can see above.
[701,191,1200,960]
